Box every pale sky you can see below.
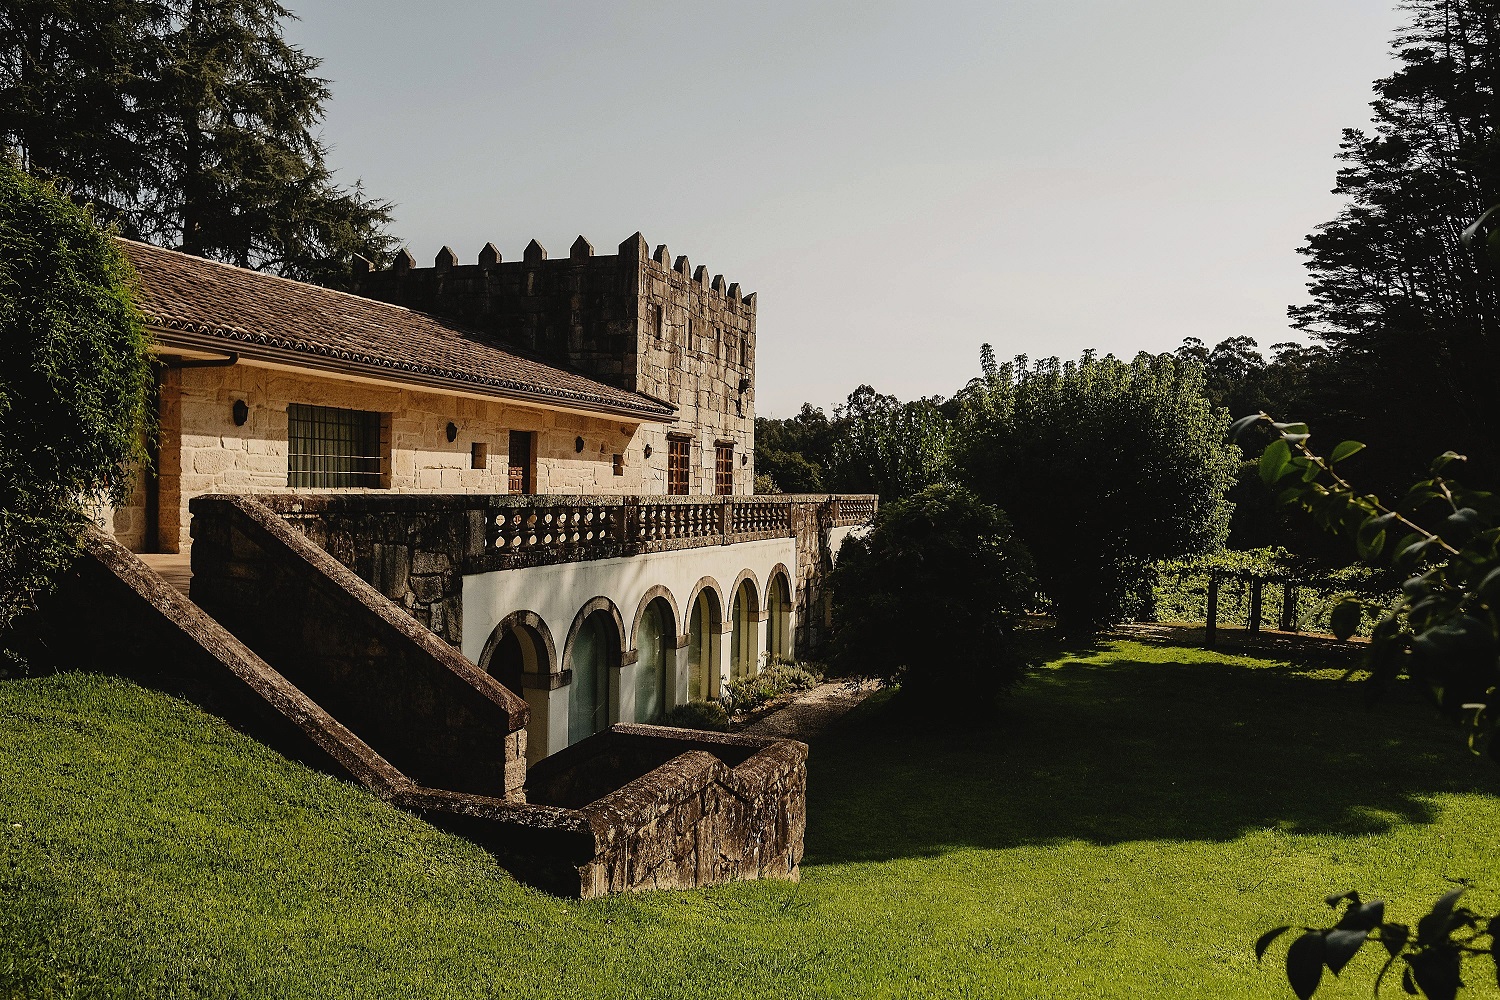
[287,1,1406,416]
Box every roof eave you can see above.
[150,326,679,425]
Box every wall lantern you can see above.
[741,454,748,466]
[446,421,458,443]
[575,436,585,453]
[643,444,652,459]
[232,399,248,426]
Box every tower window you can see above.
[668,438,691,495]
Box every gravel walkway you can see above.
[738,679,883,741]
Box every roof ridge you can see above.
[114,237,432,316]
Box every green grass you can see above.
[4,639,1499,998]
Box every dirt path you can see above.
[738,679,883,741]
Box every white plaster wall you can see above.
[462,537,796,757]
[462,536,794,661]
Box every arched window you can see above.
[687,588,721,702]
[635,597,673,723]
[568,609,617,742]
[765,572,792,663]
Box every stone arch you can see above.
[683,575,726,632]
[683,577,725,703]
[729,571,763,681]
[765,564,795,663]
[478,609,560,765]
[563,597,628,673]
[630,585,681,652]
[630,587,679,725]
[478,610,558,685]
[729,568,762,614]
[563,597,627,745]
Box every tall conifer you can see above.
[0,0,397,284]
[1293,0,1500,487]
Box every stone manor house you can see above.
[61,230,873,893]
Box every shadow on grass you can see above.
[804,653,1500,865]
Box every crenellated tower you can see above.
[353,232,757,494]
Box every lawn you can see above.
[3,638,1499,999]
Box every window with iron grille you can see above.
[715,442,733,495]
[287,403,385,488]
[668,438,690,495]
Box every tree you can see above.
[1290,0,1500,493]
[0,159,153,634]
[827,484,1035,721]
[824,385,952,503]
[953,349,1238,634]
[756,403,834,493]
[0,0,398,284]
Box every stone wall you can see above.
[20,530,805,898]
[189,494,529,798]
[355,233,756,496]
[527,724,806,895]
[135,361,659,553]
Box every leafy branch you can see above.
[1233,414,1499,754]
[1256,887,1499,1000]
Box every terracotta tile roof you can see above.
[118,240,675,420]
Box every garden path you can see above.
[739,679,882,741]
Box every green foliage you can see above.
[659,699,730,732]
[1258,888,1498,1000]
[953,349,1239,634]
[721,660,822,716]
[0,160,152,633]
[828,484,1034,720]
[756,403,833,493]
[1238,414,1500,762]
[0,1,398,284]
[825,385,951,503]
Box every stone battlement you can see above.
[358,234,757,311]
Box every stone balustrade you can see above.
[481,494,841,563]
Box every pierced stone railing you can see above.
[492,504,621,554]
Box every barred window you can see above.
[668,438,691,495]
[715,442,733,496]
[287,403,384,488]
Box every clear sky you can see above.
[286,1,1406,417]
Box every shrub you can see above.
[659,701,730,732]
[722,660,822,715]
[828,483,1035,722]
[0,159,152,634]
[953,348,1239,634]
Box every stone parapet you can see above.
[189,494,529,798]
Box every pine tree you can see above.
[0,0,397,284]
[1292,0,1500,489]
